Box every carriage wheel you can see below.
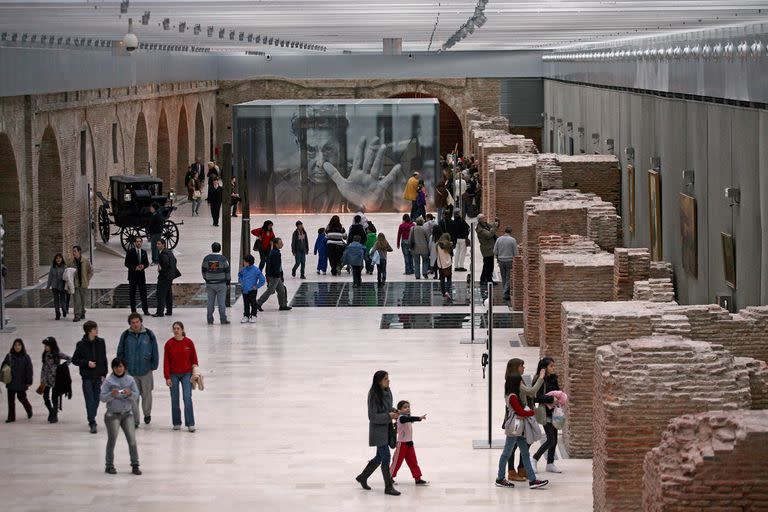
[120,227,140,251]
[98,205,111,244]
[163,221,180,250]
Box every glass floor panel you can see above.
[6,283,242,309]
[380,312,522,329]
[290,281,508,308]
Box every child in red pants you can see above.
[390,400,429,485]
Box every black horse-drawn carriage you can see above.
[97,175,181,251]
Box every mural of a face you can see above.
[305,126,340,184]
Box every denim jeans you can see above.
[377,260,387,284]
[370,444,391,467]
[401,243,413,274]
[104,410,139,467]
[82,378,101,426]
[351,265,363,286]
[52,288,68,317]
[206,282,228,323]
[498,260,512,299]
[498,435,536,482]
[412,254,430,278]
[170,373,194,427]
[191,198,202,215]
[292,252,306,277]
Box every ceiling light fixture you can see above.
[219,28,225,39]
[162,18,170,30]
[207,26,213,37]
[120,0,129,14]
[179,22,186,33]
[141,11,150,25]
[194,24,201,36]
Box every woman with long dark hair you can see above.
[355,370,401,496]
[502,358,545,482]
[251,220,276,271]
[325,215,347,276]
[3,339,33,422]
[163,322,199,432]
[531,357,562,473]
[40,337,70,423]
[496,373,548,489]
[46,253,68,320]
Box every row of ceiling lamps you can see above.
[0,32,211,52]
[543,41,767,62]
[440,0,487,52]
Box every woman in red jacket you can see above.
[164,322,198,432]
[495,374,549,489]
[251,220,276,271]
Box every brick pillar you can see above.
[613,247,651,300]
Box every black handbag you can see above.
[388,420,397,449]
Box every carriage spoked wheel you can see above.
[120,227,141,251]
[163,220,180,250]
[98,205,111,244]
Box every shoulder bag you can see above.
[388,420,397,448]
[1,358,11,385]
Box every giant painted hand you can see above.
[323,136,403,210]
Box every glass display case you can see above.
[233,99,439,213]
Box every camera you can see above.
[123,32,138,52]
[265,54,272,61]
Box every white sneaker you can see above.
[248,316,257,323]
[546,463,562,474]
[188,426,196,432]
[240,316,249,324]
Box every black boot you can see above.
[381,464,401,496]
[355,459,379,490]
[46,405,54,423]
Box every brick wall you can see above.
[613,247,651,300]
[593,337,751,512]
[0,82,216,287]
[642,411,768,512]
[539,240,615,360]
[512,254,524,310]
[492,155,537,241]
[558,154,621,211]
[735,357,768,410]
[560,301,657,457]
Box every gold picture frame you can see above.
[648,169,662,260]
[721,232,736,289]
[679,194,697,277]
[627,164,635,234]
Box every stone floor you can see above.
[0,206,593,511]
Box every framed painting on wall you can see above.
[648,169,662,260]
[721,232,736,289]
[679,193,697,277]
[627,164,635,234]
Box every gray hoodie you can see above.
[99,372,139,413]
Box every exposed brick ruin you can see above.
[642,410,768,512]
[613,247,651,300]
[735,358,768,410]
[593,337,752,512]
[522,190,620,345]
[538,235,615,359]
[489,154,537,240]
[558,154,621,211]
[561,301,768,458]
[511,254,524,310]
[633,278,676,302]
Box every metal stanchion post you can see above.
[473,282,502,448]
[0,215,16,333]
[461,221,485,344]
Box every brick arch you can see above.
[156,108,171,188]
[133,111,149,174]
[38,125,63,261]
[0,132,22,288]
[194,102,205,163]
[112,114,126,173]
[176,104,190,192]
[389,92,463,156]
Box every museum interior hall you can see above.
[0,1,767,511]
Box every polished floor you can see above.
[0,206,593,511]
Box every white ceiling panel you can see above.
[0,1,766,52]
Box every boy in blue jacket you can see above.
[342,235,366,288]
[314,227,328,275]
[238,254,266,323]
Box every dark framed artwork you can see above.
[721,232,736,289]
[627,164,635,234]
[679,193,697,277]
[648,169,662,260]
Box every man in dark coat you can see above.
[191,158,205,184]
[153,239,179,317]
[71,321,108,433]
[124,235,150,315]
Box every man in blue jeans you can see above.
[72,320,108,433]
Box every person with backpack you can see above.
[117,313,159,428]
[40,337,70,423]
[201,242,231,325]
[3,338,34,423]
[72,321,108,433]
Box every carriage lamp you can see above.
[124,190,132,202]
[169,189,176,205]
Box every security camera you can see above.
[265,54,271,61]
[408,52,413,59]
[123,18,138,51]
